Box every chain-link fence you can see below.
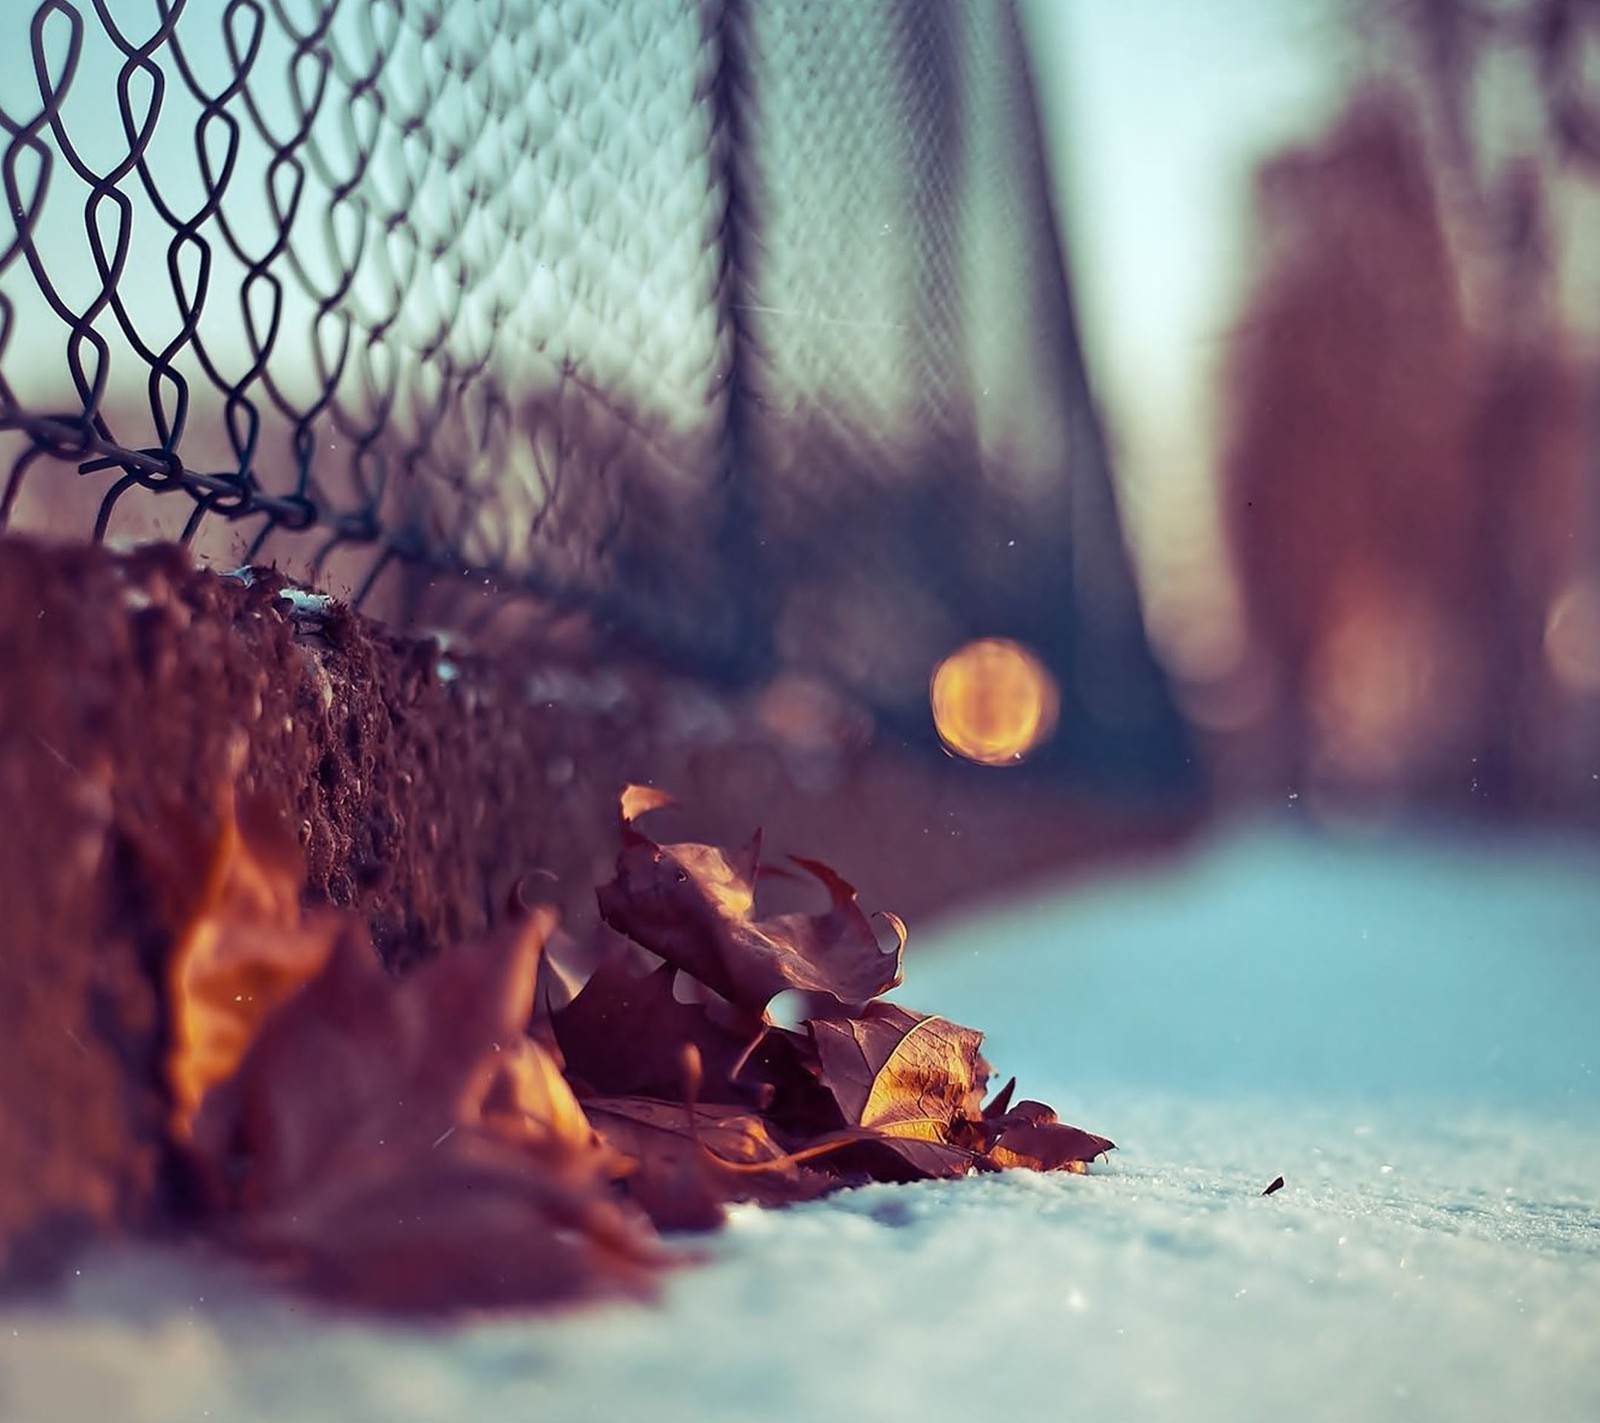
[0,0,1189,786]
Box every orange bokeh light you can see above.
[929,638,1059,766]
[1545,578,1600,694]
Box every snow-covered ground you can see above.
[4,820,1599,1423]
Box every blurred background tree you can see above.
[1151,0,1600,822]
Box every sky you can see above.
[1,0,1364,631]
[1019,0,1357,666]
[2,1,1356,452]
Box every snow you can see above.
[4,820,1600,1423]
[276,588,337,618]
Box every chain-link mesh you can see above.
[0,0,1188,784]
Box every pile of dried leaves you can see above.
[157,784,1112,1313]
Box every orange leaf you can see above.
[165,785,339,1141]
[483,1037,607,1161]
[620,782,678,825]
[808,1004,988,1178]
[192,908,565,1205]
[188,905,665,1311]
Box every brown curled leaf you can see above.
[807,1003,989,1179]
[585,1095,834,1231]
[981,1120,1116,1173]
[596,793,903,1014]
[184,905,664,1311]
[191,907,565,1206]
[966,1097,1115,1172]
[226,1128,662,1313]
[552,952,766,1105]
[982,1076,1018,1120]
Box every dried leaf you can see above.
[597,799,903,1013]
[228,1131,660,1312]
[164,786,340,1141]
[186,907,662,1310]
[620,782,678,825]
[552,953,767,1105]
[585,1095,833,1230]
[808,1004,988,1178]
[159,780,1114,1311]
[761,855,908,1002]
[193,908,558,1200]
[979,1104,1116,1173]
[532,922,590,1010]
[982,1076,1018,1121]
[482,1037,607,1161]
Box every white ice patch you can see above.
[277,588,336,618]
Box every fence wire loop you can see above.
[0,0,1190,791]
